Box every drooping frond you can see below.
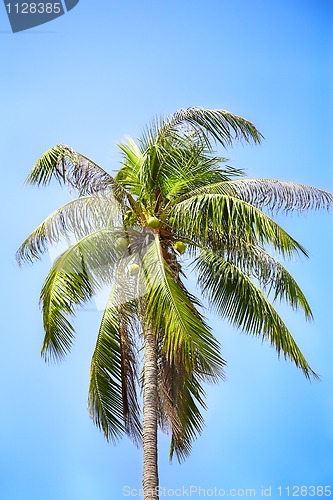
[155,107,263,149]
[194,250,319,379]
[157,350,207,462]
[26,144,141,218]
[116,137,145,197]
[16,195,121,265]
[89,286,141,445]
[26,144,113,193]
[40,253,94,363]
[220,240,313,318]
[89,302,125,443]
[155,146,240,203]
[142,233,225,378]
[179,178,333,213]
[39,227,131,362]
[118,304,142,444]
[136,107,261,204]
[170,193,308,258]
[191,230,313,318]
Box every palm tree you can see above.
[17,107,332,500]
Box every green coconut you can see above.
[174,241,186,254]
[128,263,140,276]
[147,216,160,229]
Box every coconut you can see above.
[174,241,186,254]
[147,216,160,229]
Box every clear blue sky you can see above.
[1,1,332,499]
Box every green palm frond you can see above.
[137,107,261,202]
[116,137,145,197]
[146,107,262,149]
[18,107,332,473]
[16,195,121,265]
[194,250,319,379]
[171,193,308,258]
[26,144,141,218]
[40,259,94,363]
[26,144,113,193]
[118,304,142,444]
[221,240,313,318]
[143,233,225,378]
[156,147,239,203]
[179,178,333,213]
[39,227,132,362]
[158,351,207,462]
[89,287,141,445]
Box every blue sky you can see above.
[1,1,332,498]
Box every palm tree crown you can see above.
[17,107,332,473]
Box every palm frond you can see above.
[39,226,132,361]
[16,195,121,265]
[116,138,145,197]
[180,179,333,213]
[89,287,141,445]
[136,107,261,203]
[157,351,207,462]
[213,238,313,319]
[26,144,142,219]
[228,179,333,212]
[118,304,142,444]
[26,145,113,193]
[194,249,319,379]
[170,193,308,258]
[40,258,94,363]
[142,233,225,378]
[157,147,239,203]
[156,107,263,149]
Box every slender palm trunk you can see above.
[142,325,159,499]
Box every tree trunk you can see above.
[142,325,159,499]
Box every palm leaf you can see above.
[142,233,225,377]
[156,147,239,203]
[157,350,207,462]
[170,193,308,258]
[156,107,263,148]
[40,260,94,363]
[88,286,141,445]
[212,237,313,319]
[116,137,145,197]
[178,178,333,213]
[137,107,261,201]
[26,144,113,193]
[39,227,132,362]
[194,249,319,379]
[16,195,121,265]
[26,144,142,218]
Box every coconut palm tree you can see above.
[17,107,332,500]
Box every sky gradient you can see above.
[1,1,332,498]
